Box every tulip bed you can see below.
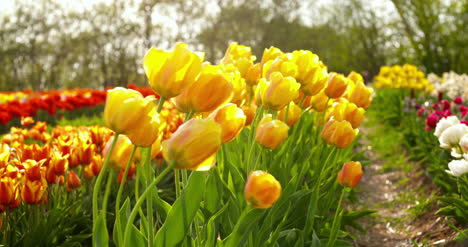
[370,68,468,241]
[0,84,157,131]
[0,43,377,246]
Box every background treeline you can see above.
[0,0,467,91]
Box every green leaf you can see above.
[113,198,131,246]
[222,208,264,247]
[154,171,206,247]
[93,214,109,247]
[129,225,147,246]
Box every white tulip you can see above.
[445,159,468,177]
[439,123,468,149]
[434,116,460,138]
[459,133,468,152]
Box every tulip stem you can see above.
[184,110,195,121]
[123,160,176,247]
[246,105,264,171]
[326,187,346,247]
[143,147,155,247]
[115,145,137,244]
[101,170,115,219]
[156,96,165,113]
[92,134,119,223]
[175,170,181,198]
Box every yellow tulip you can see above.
[321,119,358,148]
[256,114,289,150]
[162,118,222,171]
[143,43,203,99]
[292,50,320,83]
[263,72,301,111]
[244,170,282,209]
[347,71,364,83]
[309,90,330,112]
[345,80,373,109]
[104,87,156,135]
[221,42,255,65]
[262,58,298,80]
[278,102,302,126]
[325,73,349,99]
[326,100,366,128]
[174,65,233,113]
[208,103,246,143]
[300,66,329,96]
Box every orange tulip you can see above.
[143,43,203,99]
[0,177,16,205]
[22,178,47,204]
[309,90,330,113]
[244,170,282,209]
[162,118,222,171]
[23,159,46,181]
[255,114,289,150]
[244,63,261,86]
[208,104,246,143]
[241,104,257,126]
[321,119,358,148]
[337,161,363,188]
[66,170,81,192]
[325,73,349,98]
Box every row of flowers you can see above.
[1,42,373,246]
[0,84,157,125]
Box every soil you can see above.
[351,126,466,247]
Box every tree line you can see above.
[0,0,466,91]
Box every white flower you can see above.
[439,123,468,149]
[445,159,468,177]
[459,133,468,152]
[451,148,463,158]
[434,116,459,138]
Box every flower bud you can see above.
[325,73,349,98]
[446,159,468,177]
[208,104,246,143]
[244,170,282,209]
[104,87,157,135]
[103,135,137,170]
[256,114,289,150]
[263,72,301,111]
[326,101,366,129]
[66,170,81,192]
[143,43,203,99]
[22,178,47,204]
[241,104,257,126]
[337,161,363,188]
[162,118,222,171]
[321,119,358,148]
[174,65,233,113]
[345,81,373,109]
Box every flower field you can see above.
[0,42,467,247]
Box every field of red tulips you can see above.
[0,43,467,247]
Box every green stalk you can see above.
[92,133,119,222]
[101,170,115,220]
[115,145,137,244]
[116,145,137,212]
[123,161,176,246]
[142,147,154,247]
[174,170,181,198]
[326,188,346,247]
[246,105,264,171]
[156,96,166,113]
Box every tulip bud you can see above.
[22,178,47,204]
[325,73,349,98]
[446,159,468,177]
[345,81,373,109]
[256,114,289,150]
[244,63,261,86]
[162,118,222,171]
[241,104,257,126]
[104,87,157,135]
[0,177,17,205]
[278,102,302,126]
[143,43,203,99]
[347,71,364,83]
[326,101,366,129]
[175,65,233,113]
[66,170,81,192]
[309,90,330,112]
[337,161,363,188]
[103,135,137,170]
[244,170,282,209]
[208,104,246,143]
[321,119,358,148]
[263,72,301,111]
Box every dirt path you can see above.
[351,126,461,247]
